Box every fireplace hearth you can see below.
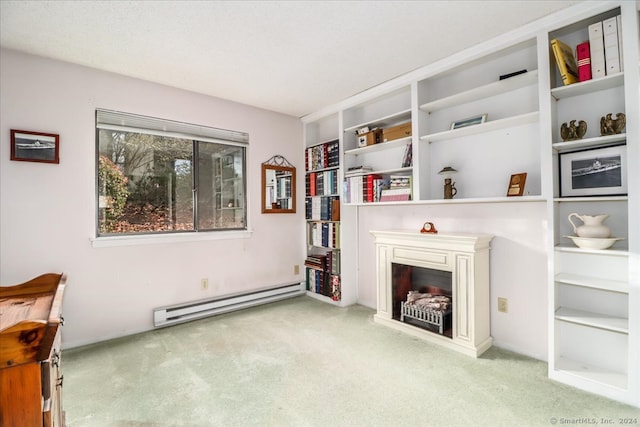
[370,230,493,357]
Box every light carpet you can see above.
[63,296,638,426]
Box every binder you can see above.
[588,21,606,78]
[576,41,592,82]
[603,16,620,75]
[617,14,624,72]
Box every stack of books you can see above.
[380,175,412,202]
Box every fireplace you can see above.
[370,230,493,357]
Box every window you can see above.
[96,109,248,236]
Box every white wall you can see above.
[354,202,549,360]
[0,49,305,348]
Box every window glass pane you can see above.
[98,130,194,234]
[197,143,246,230]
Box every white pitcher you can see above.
[567,213,611,238]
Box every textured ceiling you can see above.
[0,1,583,118]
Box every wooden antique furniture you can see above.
[0,273,67,427]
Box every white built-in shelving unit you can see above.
[301,0,639,407]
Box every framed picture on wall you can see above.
[10,129,60,164]
[559,144,627,197]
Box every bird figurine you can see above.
[560,119,587,141]
[600,112,626,135]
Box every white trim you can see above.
[91,229,253,248]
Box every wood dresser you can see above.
[0,273,67,427]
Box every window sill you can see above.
[91,229,253,248]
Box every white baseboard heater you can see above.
[153,282,305,328]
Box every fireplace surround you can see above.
[370,230,493,357]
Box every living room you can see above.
[1,1,638,423]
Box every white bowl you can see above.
[564,236,623,250]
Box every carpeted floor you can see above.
[62,296,637,426]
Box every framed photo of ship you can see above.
[10,129,59,164]
[559,144,627,197]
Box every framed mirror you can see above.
[262,155,296,213]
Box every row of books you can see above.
[308,221,341,249]
[306,169,339,196]
[306,268,341,301]
[343,174,413,203]
[551,14,623,86]
[305,195,340,221]
[304,249,340,275]
[305,140,339,172]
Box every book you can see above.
[550,38,579,85]
[588,21,606,78]
[379,187,412,202]
[401,143,413,167]
[576,41,591,82]
[617,15,623,72]
[603,16,621,75]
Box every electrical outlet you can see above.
[201,278,209,290]
[294,264,300,275]
[498,297,508,313]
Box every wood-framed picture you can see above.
[450,114,488,130]
[559,144,627,197]
[10,129,60,164]
[507,172,527,196]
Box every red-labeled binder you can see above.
[576,41,592,82]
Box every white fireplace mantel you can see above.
[370,230,493,358]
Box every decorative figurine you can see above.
[600,112,626,135]
[438,166,458,199]
[560,119,587,141]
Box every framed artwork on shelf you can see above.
[506,173,527,196]
[10,129,60,164]
[559,144,627,197]
[450,114,488,130]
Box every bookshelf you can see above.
[301,0,639,407]
[545,2,638,406]
[303,113,348,305]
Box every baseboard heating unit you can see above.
[153,282,305,328]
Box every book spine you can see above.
[576,41,592,82]
[588,21,606,78]
[603,16,621,75]
[616,14,623,72]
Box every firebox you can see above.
[392,263,453,337]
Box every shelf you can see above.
[555,357,627,390]
[555,307,628,333]
[555,272,627,293]
[346,195,544,206]
[552,133,626,152]
[306,165,339,174]
[344,137,410,155]
[551,73,625,100]
[553,195,627,203]
[345,166,412,178]
[344,109,412,133]
[420,111,539,143]
[420,70,538,112]
[554,244,628,257]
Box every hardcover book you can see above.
[576,41,592,82]
[550,38,579,85]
